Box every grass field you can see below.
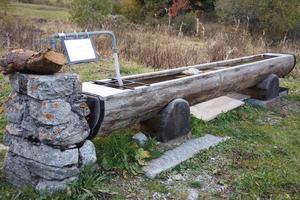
[0,2,300,199]
[0,58,299,199]
[9,2,69,21]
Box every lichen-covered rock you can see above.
[36,177,78,193]
[8,136,78,167]
[68,95,90,117]
[3,131,14,146]
[5,123,27,137]
[25,158,80,180]
[71,102,90,117]
[29,99,72,125]
[4,152,39,188]
[79,140,97,168]
[5,151,79,187]
[37,114,90,146]
[10,73,81,100]
[4,72,96,193]
[133,132,148,146]
[21,113,38,137]
[6,93,25,124]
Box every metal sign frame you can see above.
[50,31,124,86]
[61,37,99,65]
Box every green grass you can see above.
[0,56,299,198]
[174,95,300,198]
[8,2,69,21]
[189,181,203,189]
[0,75,10,140]
[93,129,159,175]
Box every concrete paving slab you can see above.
[143,134,229,179]
[190,96,245,122]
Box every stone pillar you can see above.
[3,73,97,193]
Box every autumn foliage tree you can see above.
[168,0,191,17]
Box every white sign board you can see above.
[63,38,98,64]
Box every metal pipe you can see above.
[50,31,124,86]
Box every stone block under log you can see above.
[141,99,191,142]
[241,74,280,101]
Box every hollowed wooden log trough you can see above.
[82,53,296,140]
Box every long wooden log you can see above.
[82,53,296,135]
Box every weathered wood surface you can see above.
[109,54,275,82]
[82,53,296,135]
[0,49,65,75]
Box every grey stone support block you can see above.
[5,123,27,137]
[141,98,190,142]
[4,152,39,188]
[29,99,72,125]
[37,114,90,147]
[5,151,79,193]
[6,93,25,124]
[4,72,95,193]
[246,88,289,108]
[8,136,79,167]
[10,73,81,100]
[5,152,79,181]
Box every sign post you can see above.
[50,31,124,86]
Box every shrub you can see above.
[173,12,197,34]
[70,0,113,29]
[113,0,142,22]
[216,0,300,41]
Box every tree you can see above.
[0,0,10,16]
[168,0,190,17]
[142,0,216,19]
[70,0,113,29]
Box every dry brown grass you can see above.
[93,20,292,69]
[1,16,299,73]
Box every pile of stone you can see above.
[3,73,97,193]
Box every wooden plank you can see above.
[82,82,128,97]
[190,96,245,121]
